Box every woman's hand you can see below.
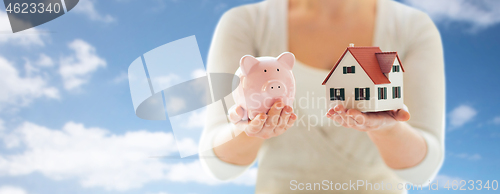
[325,104,410,132]
[326,104,427,169]
[228,101,297,139]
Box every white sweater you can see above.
[199,0,445,193]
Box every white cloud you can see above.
[0,11,45,46]
[166,161,257,186]
[0,186,27,194]
[151,74,180,91]
[23,59,38,77]
[112,72,128,84]
[185,109,206,129]
[72,0,115,23]
[0,121,256,191]
[434,174,464,188]
[213,3,228,13]
[492,116,500,125]
[450,153,482,161]
[0,56,59,110]
[403,0,500,31]
[191,68,206,79]
[166,96,186,114]
[230,167,257,186]
[36,54,54,67]
[0,121,182,190]
[449,105,477,129]
[175,138,199,156]
[59,39,106,90]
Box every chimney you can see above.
[349,43,355,47]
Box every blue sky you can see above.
[0,0,499,193]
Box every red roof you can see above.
[376,52,397,73]
[322,47,404,85]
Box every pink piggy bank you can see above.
[232,52,296,120]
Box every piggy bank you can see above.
[233,52,296,120]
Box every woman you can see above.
[199,0,445,193]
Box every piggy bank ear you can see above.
[277,52,295,70]
[240,55,259,75]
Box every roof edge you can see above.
[395,54,405,72]
[322,48,350,85]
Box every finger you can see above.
[233,120,249,136]
[332,113,344,126]
[339,109,358,128]
[346,109,362,120]
[333,104,348,121]
[263,101,285,130]
[275,106,293,135]
[334,104,347,113]
[258,101,285,138]
[326,109,342,127]
[345,115,368,130]
[245,113,267,136]
[343,113,355,127]
[394,109,411,121]
[326,108,336,118]
[286,113,297,128]
[363,112,388,128]
[346,109,366,126]
[228,105,245,123]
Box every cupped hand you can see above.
[325,104,410,132]
[228,101,297,139]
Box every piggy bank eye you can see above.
[264,69,267,72]
[277,68,279,71]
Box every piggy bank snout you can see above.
[262,80,287,97]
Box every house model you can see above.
[322,44,404,112]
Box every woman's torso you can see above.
[238,0,416,193]
[287,0,377,70]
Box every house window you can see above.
[392,86,401,99]
[343,66,355,74]
[355,87,370,100]
[392,65,400,72]
[378,87,387,100]
[330,88,345,101]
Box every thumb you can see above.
[394,107,410,121]
[228,105,246,123]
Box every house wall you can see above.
[324,52,405,112]
[371,59,404,111]
[324,51,377,111]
